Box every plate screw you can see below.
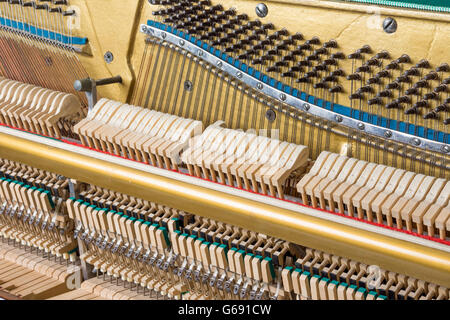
[161,32,166,39]
[236,71,243,79]
[383,17,397,34]
[104,51,114,64]
[257,83,263,90]
[141,25,147,33]
[357,122,365,130]
[384,130,392,138]
[441,145,449,153]
[216,61,223,68]
[335,115,343,122]
[265,109,276,121]
[412,138,421,146]
[256,3,268,18]
[179,40,185,46]
[279,93,286,101]
[184,80,193,91]
[198,50,203,56]
[303,103,310,111]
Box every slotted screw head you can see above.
[383,17,397,34]
[256,3,268,18]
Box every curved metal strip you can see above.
[140,22,449,156]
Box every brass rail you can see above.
[0,126,449,287]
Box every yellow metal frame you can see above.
[0,126,449,287]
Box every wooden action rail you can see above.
[297,151,450,240]
[0,77,82,139]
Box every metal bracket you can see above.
[74,76,122,111]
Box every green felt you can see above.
[343,0,450,12]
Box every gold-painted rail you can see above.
[0,126,449,287]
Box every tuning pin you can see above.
[413,100,429,109]
[323,40,338,48]
[48,6,63,13]
[424,71,439,81]
[305,36,320,45]
[424,92,438,100]
[445,118,450,125]
[314,47,327,55]
[313,64,327,72]
[331,69,344,77]
[281,72,295,78]
[274,61,289,67]
[349,93,363,99]
[366,58,381,66]
[305,71,319,78]
[385,62,399,70]
[266,49,279,56]
[375,51,390,59]
[434,84,447,93]
[377,90,392,98]
[358,85,373,93]
[331,52,345,60]
[413,80,428,88]
[305,54,319,61]
[367,77,381,84]
[403,68,420,77]
[281,54,295,62]
[21,1,35,7]
[358,45,371,54]
[356,65,370,73]
[329,85,343,93]
[368,97,383,105]
[396,75,411,83]
[416,59,430,69]
[254,28,267,35]
[396,95,411,104]
[292,48,305,56]
[275,44,288,51]
[262,23,275,30]
[297,60,310,67]
[266,66,280,73]
[289,66,303,72]
[375,71,389,78]
[290,33,304,41]
[436,63,449,72]
[276,28,289,37]
[348,52,362,59]
[405,87,419,95]
[386,101,400,109]
[435,104,449,113]
[313,82,328,89]
[347,73,361,81]
[238,53,251,60]
[386,82,400,90]
[404,107,420,115]
[423,111,438,119]
[395,54,410,64]
[323,59,337,66]
[322,75,337,82]
[296,77,309,83]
